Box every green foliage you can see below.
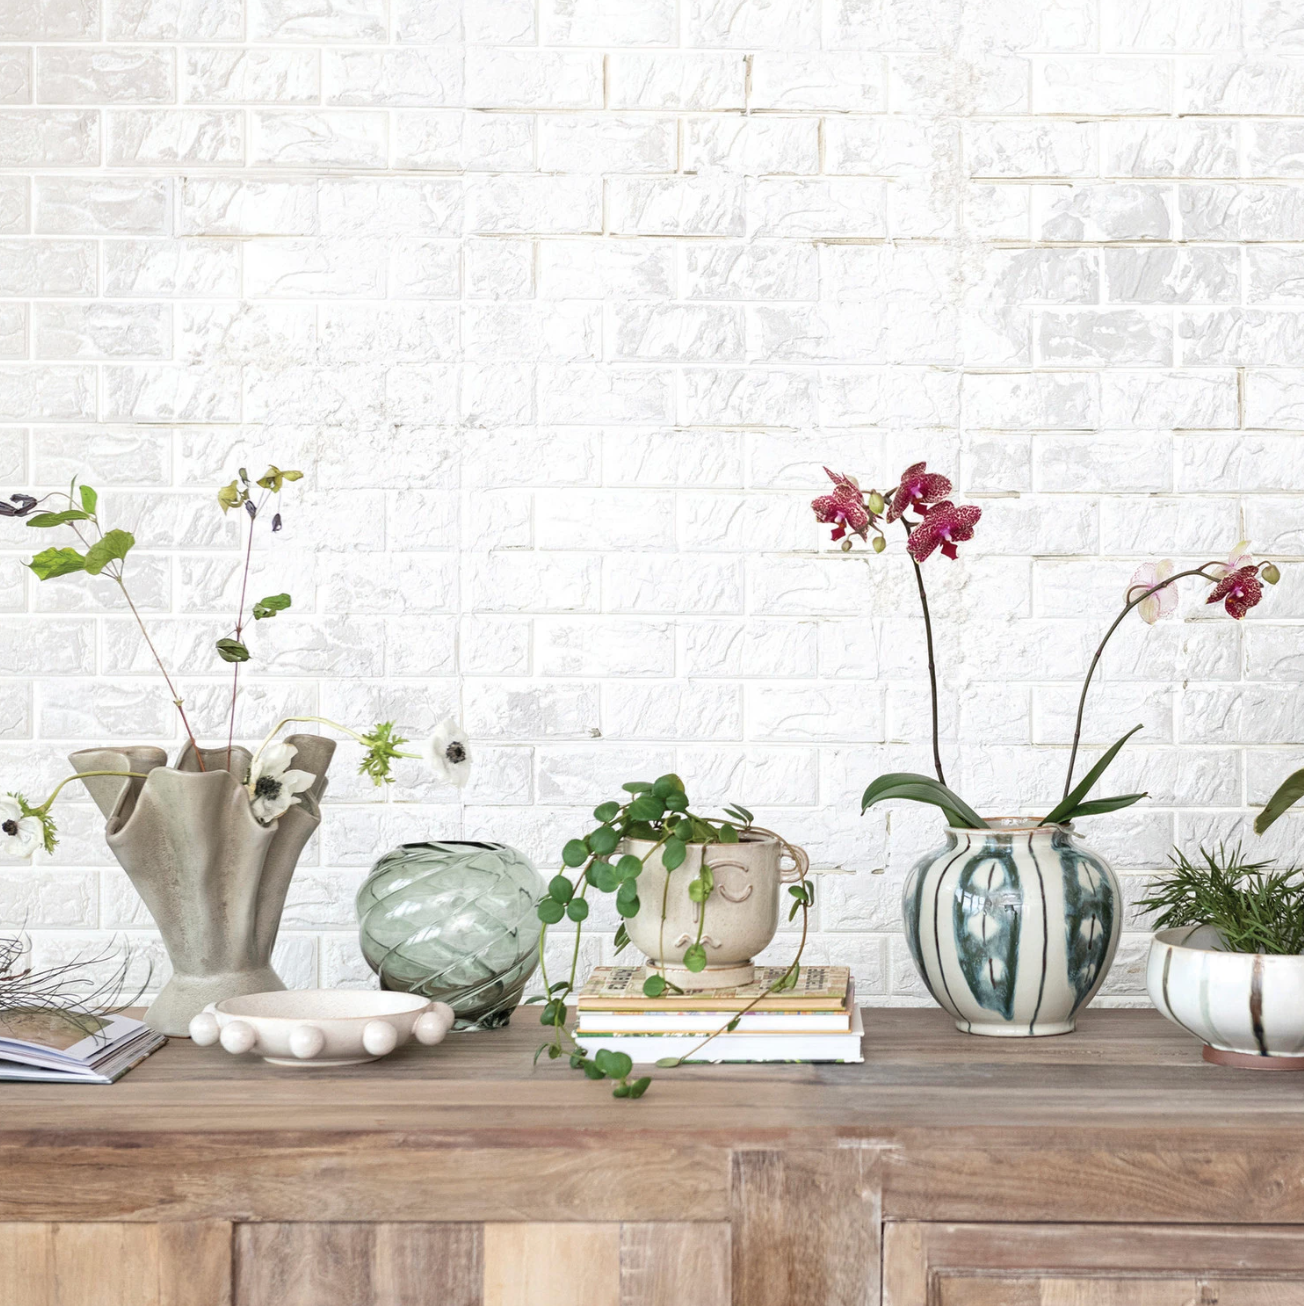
[1256,767,1304,835]
[532,778,812,1098]
[860,726,1150,832]
[83,529,134,576]
[357,721,409,786]
[1041,725,1145,826]
[256,466,303,493]
[215,638,250,663]
[79,486,97,515]
[1137,844,1304,955]
[252,593,292,620]
[26,510,89,528]
[861,773,989,829]
[28,546,86,580]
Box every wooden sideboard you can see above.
[4,1007,1304,1305]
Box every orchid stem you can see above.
[1061,565,1220,798]
[899,518,946,786]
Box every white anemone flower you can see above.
[245,741,316,825]
[0,796,45,859]
[422,718,472,788]
[1127,559,1177,625]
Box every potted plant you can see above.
[531,774,812,1097]
[810,465,1280,1036]
[1143,845,1304,1069]
[0,472,471,1034]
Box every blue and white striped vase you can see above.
[902,819,1121,1036]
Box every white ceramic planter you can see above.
[1148,925,1304,1070]
[188,989,455,1067]
[903,819,1121,1037]
[624,833,808,990]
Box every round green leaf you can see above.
[588,861,619,893]
[612,1083,630,1098]
[615,854,643,880]
[547,874,574,904]
[214,638,250,664]
[642,975,667,998]
[683,943,707,973]
[621,781,653,793]
[581,1061,606,1080]
[653,773,685,796]
[663,790,688,811]
[593,801,620,822]
[566,898,589,922]
[561,839,588,868]
[536,898,565,924]
[595,1048,633,1079]
[616,876,639,903]
[616,893,640,919]
[586,825,619,856]
[661,839,687,870]
[627,795,665,822]
[628,1077,651,1098]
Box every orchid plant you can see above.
[812,466,1280,830]
[0,472,472,860]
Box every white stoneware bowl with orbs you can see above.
[1148,925,1304,1070]
[188,989,455,1067]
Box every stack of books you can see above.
[0,1009,165,1084]
[574,965,863,1064]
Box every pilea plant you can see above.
[531,773,814,1098]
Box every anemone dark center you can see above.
[444,742,467,764]
[254,776,283,800]
[1,820,17,836]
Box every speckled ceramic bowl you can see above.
[1147,925,1304,1070]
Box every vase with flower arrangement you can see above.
[811,465,1280,1036]
[0,471,472,1034]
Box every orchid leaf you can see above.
[1041,724,1143,826]
[861,772,988,829]
[1255,768,1304,835]
[1055,793,1147,821]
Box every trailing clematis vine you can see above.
[810,462,1283,830]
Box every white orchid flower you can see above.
[1127,559,1177,625]
[0,796,45,859]
[1209,541,1254,580]
[422,718,472,788]
[245,741,316,824]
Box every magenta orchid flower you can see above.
[811,468,872,542]
[906,501,982,563]
[1206,565,1264,620]
[888,462,952,523]
[1127,560,1177,625]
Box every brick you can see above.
[37,48,175,104]
[185,48,319,103]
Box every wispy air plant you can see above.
[811,471,1282,830]
[0,933,148,1042]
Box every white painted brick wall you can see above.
[0,0,1300,1011]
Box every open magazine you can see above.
[0,1009,165,1083]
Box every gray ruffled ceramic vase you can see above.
[69,735,335,1036]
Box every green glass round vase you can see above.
[356,840,543,1031]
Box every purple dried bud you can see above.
[244,498,257,519]
[272,512,282,533]
[0,493,38,518]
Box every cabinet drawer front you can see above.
[886,1222,1304,1306]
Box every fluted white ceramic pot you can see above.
[902,819,1121,1036]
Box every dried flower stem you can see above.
[249,715,418,775]
[1062,565,1221,798]
[36,770,149,815]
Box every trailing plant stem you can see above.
[250,715,418,774]
[1062,566,1219,798]
[226,508,259,771]
[37,771,149,814]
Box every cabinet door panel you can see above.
[886,1222,1304,1306]
[0,1222,230,1306]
